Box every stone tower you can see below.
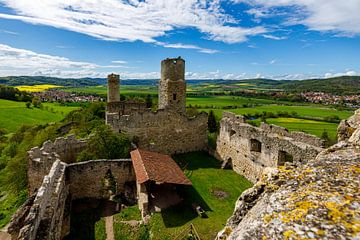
[158,57,186,113]
[107,73,120,103]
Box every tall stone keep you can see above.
[107,73,120,103]
[158,57,186,113]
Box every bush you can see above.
[77,125,131,161]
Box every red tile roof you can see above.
[130,149,192,185]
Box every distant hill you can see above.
[0,76,106,87]
[277,76,360,95]
[0,75,359,95]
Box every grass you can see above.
[61,85,158,96]
[0,99,78,133]
[187,95,290,107]
[253,118,339,140]
[110,152,252,240]
[199,105,353,120]
[0,191,27,228]
[94,218,106,240]
[15,84,62,92]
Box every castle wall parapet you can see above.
[216,112,324,183]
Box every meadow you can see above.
[0,99,78,133]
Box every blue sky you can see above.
[0,0,359,80]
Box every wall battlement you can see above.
[215,112,324,183]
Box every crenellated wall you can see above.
[107,110,208,155]
[215,112,324,183]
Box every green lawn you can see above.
[111,152,252,240]
[187,95,290,107]
[0,99,78,133]
[94,218,106,240]
[200,105,353,120]
[253,118,339,140]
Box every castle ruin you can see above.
[215,112,324,183]
[106,57,208,154]
[2,57,358,240]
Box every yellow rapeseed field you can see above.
[15,84,62,92]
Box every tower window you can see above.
[173,93,177,100]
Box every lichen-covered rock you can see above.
[338,109,360,141]
[219,110,360,240]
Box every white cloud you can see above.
[111,60,127,64]
[157,42,218,54]
[0,0,266,45]
[236,0,360,36]
[269,59,277,64]
[0,43,135,78]
[263,34,287,40]
[324,70,357,78]
[1,30,19,35]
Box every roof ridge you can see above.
[137,149,150,182]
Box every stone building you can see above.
[106,57,208,155]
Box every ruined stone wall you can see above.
[27,135,86,193]
[107,110,208,155]
[106,101,147,115]
[216,112,324,183]
[217,109,360,240]
[7,160,68,240]
[67,159,136,200]
[158,57,186,114]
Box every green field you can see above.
[198,105,353,140]
[251,118,339,140]
[0,99,78,133]
[61,85,157,96]
[199,104,353,120]
[111,152,252,240]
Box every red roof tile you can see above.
[130,149,192,185]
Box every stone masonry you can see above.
[158,57,186,114]
[215,112,324,183]
[106,57,208,155]
[217,109,360,240]
[5,137,136,240]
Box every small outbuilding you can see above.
[130,149,192,217]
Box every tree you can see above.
[25,102,31,108]
[77,125,131,161]
[321,129,333,147]
[208,110,218,133]
[31,97,41,108]
[145,94,153,108]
